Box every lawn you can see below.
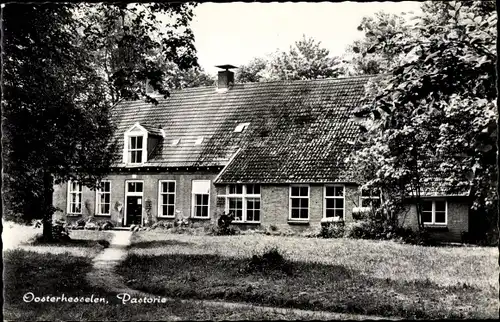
[3,225,340,320]
[117,231,499,319]
[3,249,339,320]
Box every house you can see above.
[52,65,470,241]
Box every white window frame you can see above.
[323,185,345,220]
[95,180,111,216]
[123,123,148,165]
[191,180,211,219]
[67,180,83,215]
[158,180,176,218]
[359,188,381,208]
[289,184,310,221]
[223,184,261,223]
[421,200,448,226]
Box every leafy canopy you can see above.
[236,35,343,83]
[348,1,497,222]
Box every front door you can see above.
[125,180,144,226]
[126,196,143,226]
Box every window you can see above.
[96,181,111,216]
[324,185,344,219]
[67,181,82,215]
[289,185,309,220]
[421,200,447,225]
[360,188,381,208]
[224,184,261,222]
[158,180,176,218]
[128,135,144,164]
[127,181,143,193]
[192,180,210,218]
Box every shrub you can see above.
[344,219,434,245]
[98,220,114,231]
[210,211,236,236]
[51,219,71,241]
[320,221,345,238]
[75,218,86,227]
[247,247,293,276]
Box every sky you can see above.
[190,2,422,75]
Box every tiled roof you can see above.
[140,124,164,137]
[409,178,470,197]
[111,75,375,181]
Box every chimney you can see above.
[215,64,237,91]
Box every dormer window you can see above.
[123,123,149,165]
[128,136,144,164]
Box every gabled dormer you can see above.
[123,122,165,165]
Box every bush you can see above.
[151,221,173,230]
[51,219,71,241]
[320,221,345,238]
[210,212,236,236]
[98,220,114,231]
[247,247,293,276]
[344,219,434,245]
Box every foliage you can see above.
[52,219,71,241]
[344,219,432,245]
[247,247,292,276]
[76,2,199,103]
[235,57,268,83]
[3,3,200,240]
[212,211,236,236]
[320,221,345,238]
[348,1,497,232]
[236,35,343,83]
[3,4,117,235]
[345,11,412,75]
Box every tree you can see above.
[76,2,199,103]
[348,1,497,237]
[235,57,268,83]
[267,35,343,80]
[345,12,412,75]
[236,36,343,83]
[2,3,200,240]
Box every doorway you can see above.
[124,180,144,226]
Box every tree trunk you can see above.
[42,172,55,241]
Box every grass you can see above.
[3,249,337,321]
[21,229,115,258]
[129,231,499,290]
[118,231,499,319]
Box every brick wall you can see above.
[399,198,470,242]
[53,171,219,227]
[260,184,359,232]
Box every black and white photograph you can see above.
[2,1,498,320]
